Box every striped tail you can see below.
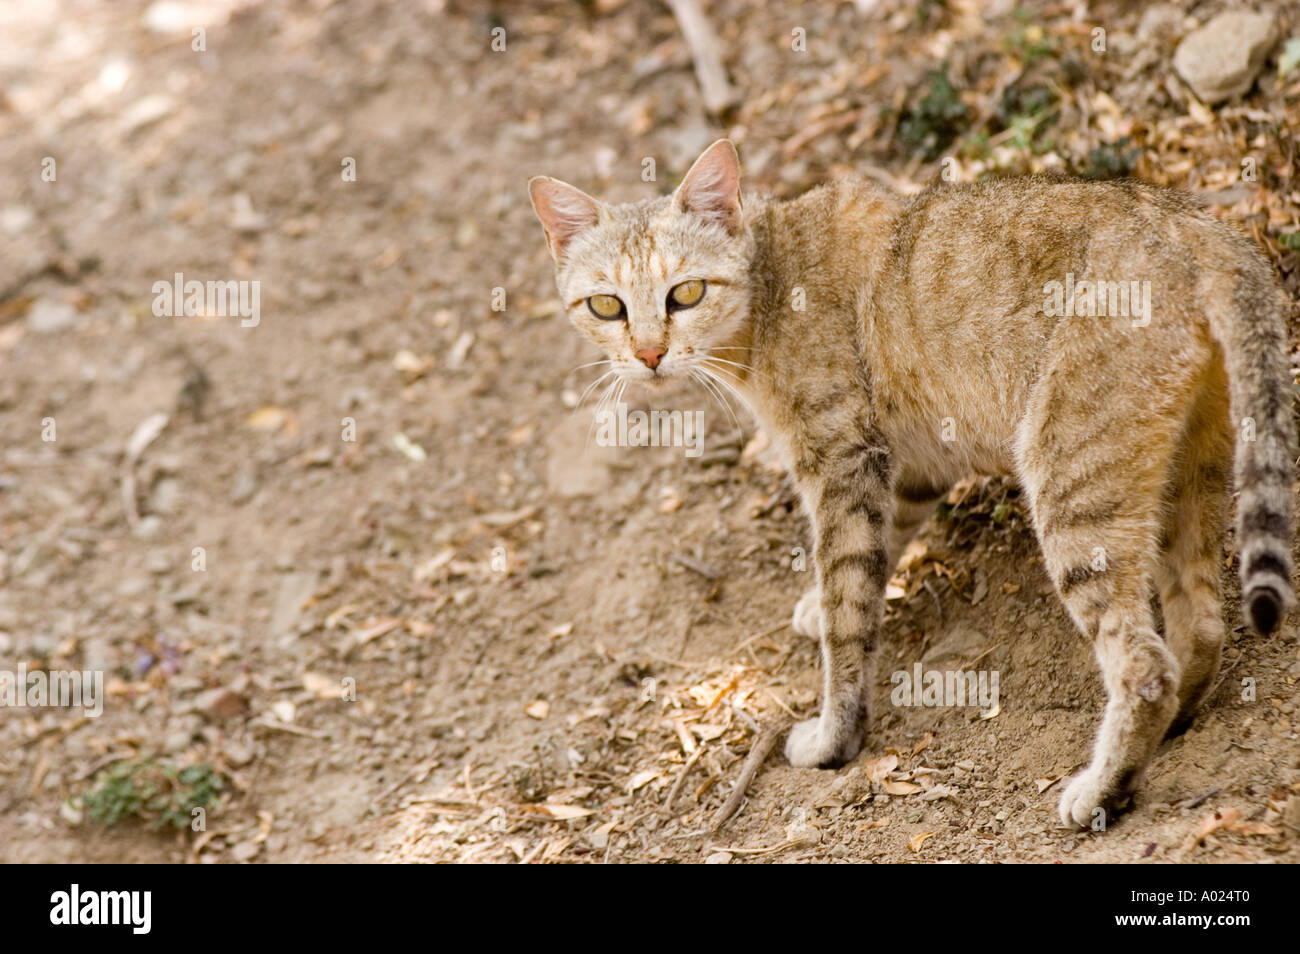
[1209,263,1296,634]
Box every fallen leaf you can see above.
[863,753,899,784]
[246,405,294,433]
[913,732,934,755]
[627,770,660,793]
[301,672,337,699]
[524,700,550,720]
[529,804,593,820]
[392,432,427,462]
[883,780,923,796]
[908,831,935,852]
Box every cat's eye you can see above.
[587,294,626,320]
[668,280,706,310]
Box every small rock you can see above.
[119,94,174,133]
[195,687,247,720]
[270,572,317,637]
[223,740,257,768]
[27,299,77,334]
[1,205,34,236]
[230,840,262,862]
[230,193,267,233]
[1174,11,1278,104]
[704,851,733,864]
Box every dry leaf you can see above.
[529,804,593,820]
[246,406,286,430]
[627,770,660,793]
[863,753,899,784]
[908,831,935,852]
[913,732,933,755]
[524,700,550,720]
[883,780,923,796]
[392,433,427,462]
[301,672,337,699]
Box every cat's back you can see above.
[891,174,1252,285]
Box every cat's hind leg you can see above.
[1017,359,1196,829]
[1153,365,1233,736]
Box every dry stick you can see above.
[664,0,738,116]
[730,621,789,656]
[666,743,708,811]
[709,726,780,831]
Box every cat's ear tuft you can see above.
[528,176,603,262]
[674,139,743,234]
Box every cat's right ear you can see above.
[528,176,603,262]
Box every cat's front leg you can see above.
[785,436,893,768]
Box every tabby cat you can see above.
[528,140,1295,828]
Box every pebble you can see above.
[27,299,77,335]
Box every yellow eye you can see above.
[587,294,625,319]
[668,280,706,309]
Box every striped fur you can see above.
[530,140,1296,831]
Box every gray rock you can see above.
[1174,11,1278,104]
[27,299,77,334]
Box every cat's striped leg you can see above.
[785,434,893,768]
[789,479,945,641]
[1018,368,1189,828]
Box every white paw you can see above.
[1058,764,1132,829]
[785,718,829,767]
[791,588,822,639]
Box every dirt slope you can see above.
[0,0,1297,863]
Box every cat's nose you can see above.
[635,346,666,370]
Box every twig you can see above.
[730,621,789,656]
[709,726,779,831]
[667,744,708,811]
[670,552,722,579]
[664,0,738,116]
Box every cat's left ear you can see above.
[674,139,743,234]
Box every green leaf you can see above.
[1280,37,1300,76]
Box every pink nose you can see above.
[635,347,666,370]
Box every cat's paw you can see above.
[1058,764,1136,829]
[784,717,862,768]
[791,587,822,639]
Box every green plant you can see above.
[1002,7,1056,64]
[82,758,225,830]
[899,67,970,161]
[1076,137,1142,180]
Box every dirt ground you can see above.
[1,0,1299,864]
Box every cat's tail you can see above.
[1207,253,1296,634]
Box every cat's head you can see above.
[528,139,753,389]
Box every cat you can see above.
[528,139,1295,828]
